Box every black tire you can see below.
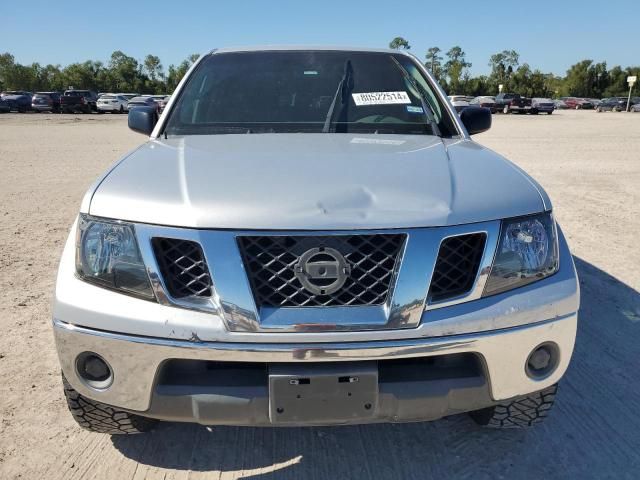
[62,376,156,434]
[469,384,558,428]
[547,111,553,115]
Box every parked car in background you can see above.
[596,97,633,112]
[469,96,498,113]
[588,98,602,107]
[554,99,568,109]
[148,95,170,113]
[0,97,10,113]
[531,98,555,115]
[561,97,593,110]
[127,96,160,113]
[32,92,61,113]
[0,90,33,112]
[61,90,98,113]
[97,94,129,114]
[495,93,533,114]
[447,95,469,112]
[117,93,140,100]
[157,95,171,113]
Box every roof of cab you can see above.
[209,45,406,55]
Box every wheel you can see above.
[469,384,558,429]
[547,111,553,115]
[531,109,539,115]
[62,376,156,434]
[503,105,509,114]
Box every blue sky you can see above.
[2,0,637,76]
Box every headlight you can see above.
[483,212,559,296]
[75,215,155,299]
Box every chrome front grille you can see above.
[237,234,406,308]
[152,238,213,299]
[428,233,487,303]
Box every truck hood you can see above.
[89,134,546,230]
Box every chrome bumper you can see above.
[54,314,577,414]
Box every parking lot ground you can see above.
[0,110,639,479]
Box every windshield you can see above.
[164,51,456,136]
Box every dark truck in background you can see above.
[60,90,98,113]
[495,93,533,114]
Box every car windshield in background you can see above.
[164,51,456,136]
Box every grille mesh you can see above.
[152,238,212,298]
[428,233,486,303]
[238,234,406,308]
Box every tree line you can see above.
[0,42,637,99]
[0,51,200,95]
[389,37,637,98]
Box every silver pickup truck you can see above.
[53,46,579,434]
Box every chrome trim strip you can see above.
[53,314,573,362]
[133,222,501,333]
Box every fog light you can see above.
[525,343,559,379]
[76,352,113,389]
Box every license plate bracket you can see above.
[269,362,378,425]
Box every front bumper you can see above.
[53,219,579,425]
[54,313,576,425]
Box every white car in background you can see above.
[97,94,129,114]
[448,95,470,112]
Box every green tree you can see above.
[143,54,163,81]
[488,50,519,93]
[425,47,443,80]
[444,46,471,94]
[108,51,140,92]
[389,37,410,50]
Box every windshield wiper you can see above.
[390,57,441,137]
[323,60,354,133]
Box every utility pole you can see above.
[627,76,637,112]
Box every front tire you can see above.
[62,376,156,434]
[469,384,558,428]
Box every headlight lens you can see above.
[483,212,559,296]
[75,215,155,299]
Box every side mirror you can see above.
[459,106,492,135]
[128,106,157,135]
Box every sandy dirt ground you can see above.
[0,110,639,479]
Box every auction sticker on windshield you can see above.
[352,91,411,106]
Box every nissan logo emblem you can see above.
[294,247,350,295]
